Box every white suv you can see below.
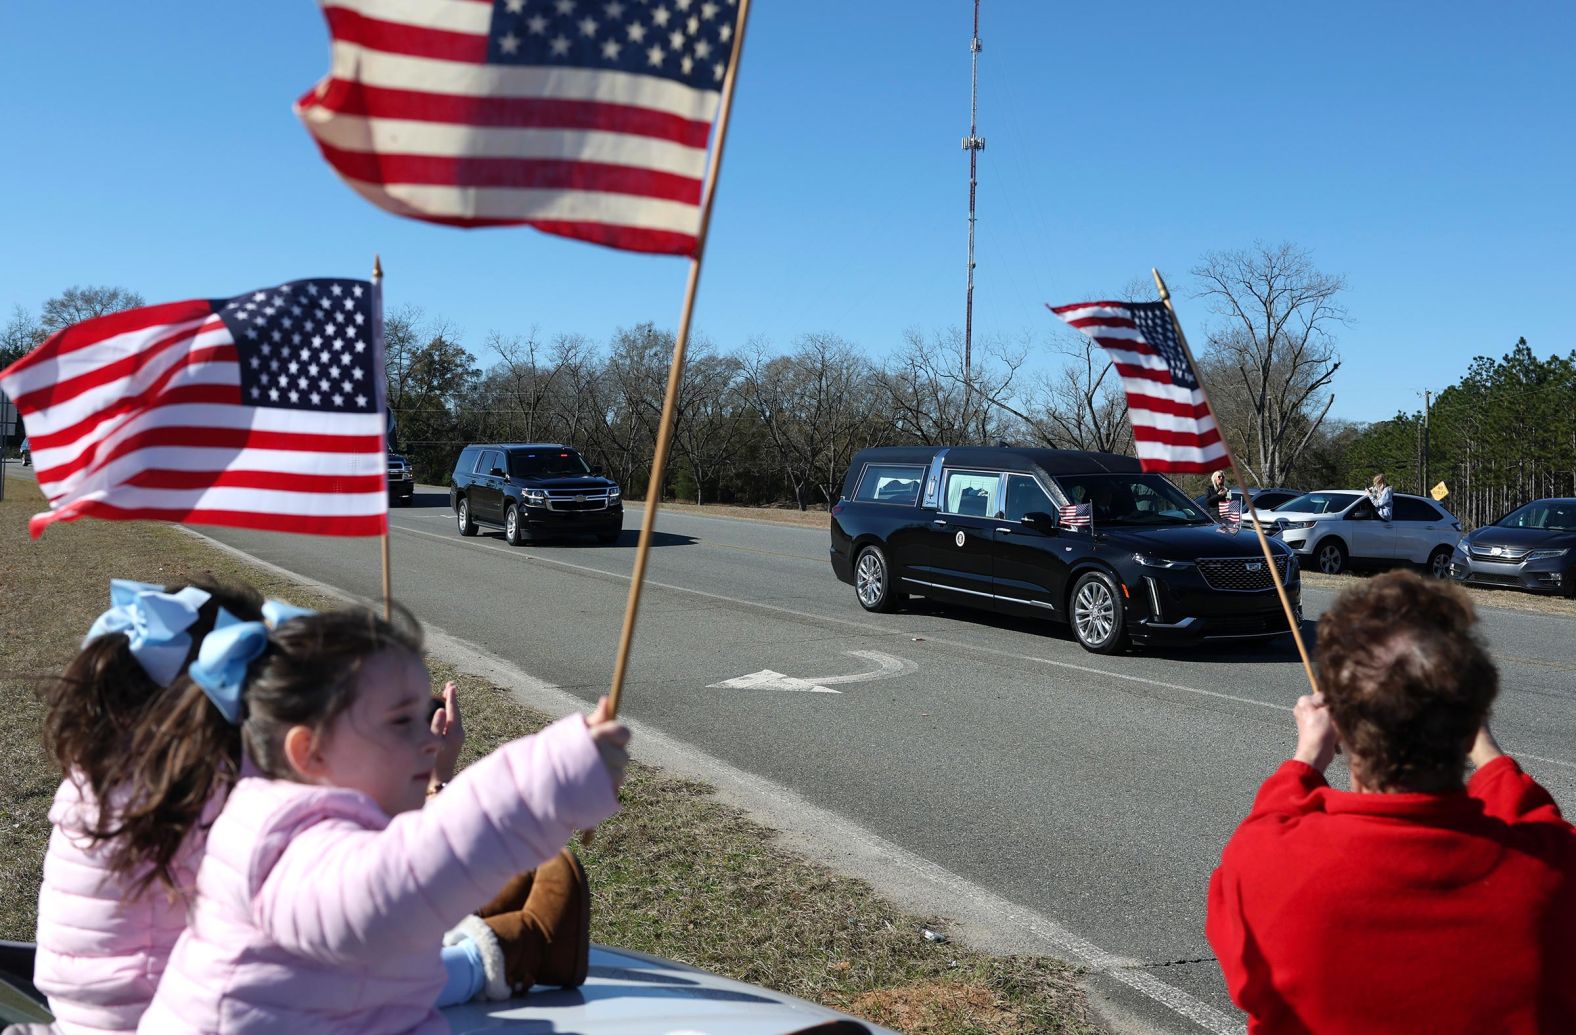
[1270,490,1462,576]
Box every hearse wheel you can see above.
[854,545,905,613]
[1070,571,1126,654]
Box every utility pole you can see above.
[1423,389,1432,495]
[961,0,985,437]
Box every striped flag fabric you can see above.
[295,0,742,256]
[0,280,388,539]
[1048,300,1227,473]
[1217,498,1242,534]
[1059,502,1093,530]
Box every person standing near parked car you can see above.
[1367,473,1393,521]
[1203,469,1230,514]
[20,436,30,466]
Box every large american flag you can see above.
[1048,301,1227,474]
[0,280,388,539]
[295,0,742,255]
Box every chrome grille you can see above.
[1197,556,1292,592]
[1469,544,1528,561]
[545,489,610,512]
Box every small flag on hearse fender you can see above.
[0,279,388,539]
[1059,502,1093,530]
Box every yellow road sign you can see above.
[1431,481,1449,501]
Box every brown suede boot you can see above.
[476,868,536,919]
[482,848,591,994]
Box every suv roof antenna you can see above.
[962,0,986,435]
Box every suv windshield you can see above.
[509,450,591,478]
[1054,474,1212,526]
[1495,500,1576,532]
[1276,492,1359,514]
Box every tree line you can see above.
[6,245,1569,527]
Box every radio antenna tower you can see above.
[962,0,986,428]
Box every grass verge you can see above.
[0,477,1100,1035]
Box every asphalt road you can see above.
[178,487,1576,1029]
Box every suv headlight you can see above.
[1278,519,1315,530]
[608,485,621,502]
[1526,548,1569,561]
[1133,553,1193,569]
[523,488,548,507]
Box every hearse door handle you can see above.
[931,519,947,526]
[996,527,1012,534]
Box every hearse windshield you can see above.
[1053,474,1213,526]
[509,450,591,478]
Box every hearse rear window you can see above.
[854,464,924,506]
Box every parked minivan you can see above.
[830,446,1301,654]
[450,443,622,545]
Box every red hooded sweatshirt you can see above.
[1207,756,1576,1034]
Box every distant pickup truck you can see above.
[387,451,414,506]
[450,442,623,546]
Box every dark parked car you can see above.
[1448,497,1576,597]
[829,446,1300,654]
[450,443,622,546]
[1192,486,1299,514]
[387,451,414,505]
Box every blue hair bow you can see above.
[84,580,213,687]
[188,609,270,725]
[262,599,315,628]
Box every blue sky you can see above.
[3,1,1572,422]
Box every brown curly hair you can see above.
[1314,570,1497,792]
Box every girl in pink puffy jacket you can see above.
[33,577,267,1035]
[136,604,628,1034]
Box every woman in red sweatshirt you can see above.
[1207,570,1575,1034]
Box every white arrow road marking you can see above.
[708,670,842,694]
[708,651,915,695]
[804,649,918,685]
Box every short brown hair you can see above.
[1315,571,1496,791]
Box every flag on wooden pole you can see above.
[296,0,743,255]
[1048,301,1228,474]
[0,279,387,539]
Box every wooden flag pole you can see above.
[374,254,392,621]
[1151,269,1319,694]
[605,0,753,718]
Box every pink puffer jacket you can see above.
[34,773,222,1035]
[137,714,618,1035]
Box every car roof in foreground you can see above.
[442,944,897,1035]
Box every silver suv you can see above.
[1271,490,1461,576]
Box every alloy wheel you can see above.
[856,551,885,608]
[458,501,468,533]
[1318,543,1345,575]
[1074,580,1115,646]
[506,506,518,543]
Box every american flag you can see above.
[1048,301,1227,473]
[295,0,742,255]
[0,280,388,539]
[1217,498,1242,534]
[1059,502,1092,530]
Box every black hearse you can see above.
[450,443,622,545]
[829,446,1300,653]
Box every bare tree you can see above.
[1192,242,1345,485]
[1,305,45,369]
[40,285,146,332]
[879,328,1024,446]
[670,350,747,505]
[1024,332,1132,452]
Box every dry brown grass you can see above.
[626,497,834,529]
[0,476,1101,1035]
[1300,571,1576,619]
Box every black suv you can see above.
[450,443,622,545]
[387,451,414,506]
[830,446,1300,654]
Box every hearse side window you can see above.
[942,470,1002,518]
[1004,475,1054,522]
[853,464,925,506]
